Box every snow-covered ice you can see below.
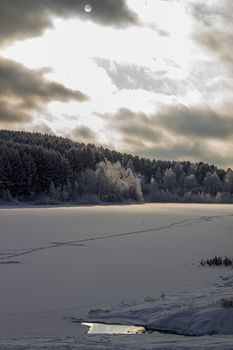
[0,203,232,349]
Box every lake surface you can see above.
[0,203,232,338]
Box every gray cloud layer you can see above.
[95,58,185,96]
[137,143,233,169]
[68,125,97,143]
[102,106,233,167]
[105,105,233,141]
[157,105,233,139]
[0,0,137,46]
[103,108,162,145]
[0,58,88,123]
[190,1,233,70]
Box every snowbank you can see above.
[87,275,233,336]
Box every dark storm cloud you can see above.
[157,105,233,139]
[0,58,88,123]
[0,0,137,46]
[95,58,185,95]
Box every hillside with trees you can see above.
[0,130,232,204]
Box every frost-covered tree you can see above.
[224,170,233,194]
[78,168,97,196]
[203,172,223,195]
[163,168,176,191]
[148,177,159,202]
[125,167,143,201]
[96,160,143,202]
[184,174,198,192]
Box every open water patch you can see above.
[82,322,146,334]
[81,322,204,336]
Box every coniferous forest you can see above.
[0,129,233,205]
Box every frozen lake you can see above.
[0,203,232,346]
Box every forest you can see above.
[0,129,233,204]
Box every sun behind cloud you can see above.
[84,4,92,13]
[0,0,233,168]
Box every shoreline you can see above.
[0,201,233,210]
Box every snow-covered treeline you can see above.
[0,130,233,204]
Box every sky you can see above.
[0,0,232,169]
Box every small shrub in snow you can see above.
[200,256,233,267]
[220,297,233,308]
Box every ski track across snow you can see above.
[0,214,231,263]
